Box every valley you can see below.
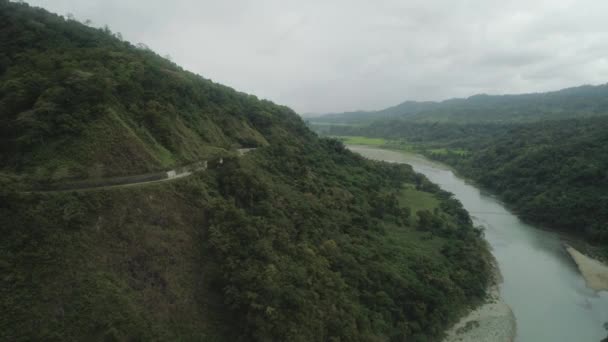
[310,82,608,341]
[349,146,608,342]
[3,1,608,341]
[0,2,492,341]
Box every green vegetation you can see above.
[399,186,439,225]
[428,148,469,156]
[426,117,608,256]
[334,135,387,146]
[331,135,420,152]
[320,113,608,257]
[400,186,439,213]
[1,141,492,341]
[0,2,491,341]
[0,0,290,182]
[313,83,608,125]
[314,79,608,257]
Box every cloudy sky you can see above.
[26,0,608,114]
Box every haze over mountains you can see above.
[313,83,608,124]
[25,0,608,114]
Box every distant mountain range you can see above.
[313,83,608,124]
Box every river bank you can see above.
[443,286,515,342]
[443,262,516,342]
[566,246,608,292]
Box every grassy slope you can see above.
[400,186,439,213]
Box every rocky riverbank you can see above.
[443,284,516,342]
[566,246,608,291]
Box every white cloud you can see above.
[26,0,608,113]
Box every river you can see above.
[349,145,608,342]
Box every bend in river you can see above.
[349,145,608,342]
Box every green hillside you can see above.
[312,83,608,125]
[326,116,608,257]
[0,2,491,341]
[311,69,608,255]
[0,0,290,183]
[426,117,608,254]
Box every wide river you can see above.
[349,146,608,342]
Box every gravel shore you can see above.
[566,246,608,291]
[443,285,516,342]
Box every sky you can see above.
[25,0,608,114]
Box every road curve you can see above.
[31,148,256,193]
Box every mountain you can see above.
[314,84,608,124]
[0,0,300,183]
[426,117,608,253]
[322,113,608,257]
[0,2,491,341]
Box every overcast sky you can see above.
[26,0,608,114]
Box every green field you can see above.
[333,136,387,146]
[309,122,362,127]
[428,148,469,156]
[331,135,423,153]
[399,186,439,225]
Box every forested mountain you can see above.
[326,116,608,256]
[0,2,491,341]
[428,117,608,250]
[0,0,289,182]
[313,83,608,124]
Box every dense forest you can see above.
[322,115,608,256]
[0,0,290,182]
[0,2,491,341]
[428,118,608,251]
[311,83,608,125]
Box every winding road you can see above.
[34,148,255,192]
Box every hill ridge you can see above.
[313,83,608,124]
